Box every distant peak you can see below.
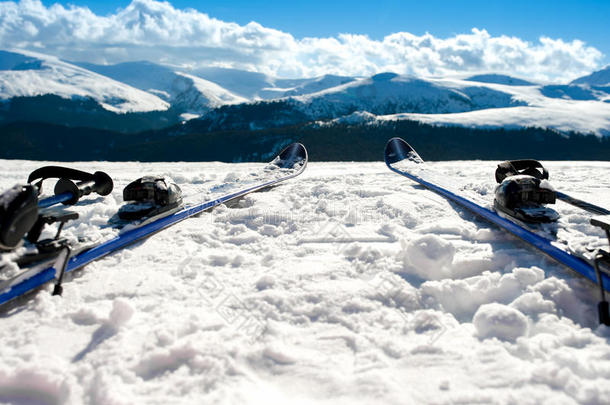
[466,74,533,86]
[0,50,44,71]
[371,72,399,82]
[571,65,610,86]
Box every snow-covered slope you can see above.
[0,50,169,113]
[190,67,355,100]
[319,74,610,136]
[190,67,303,100]
[466,74,534,86]
[572,65,610,86]
[540,84,610,101]
[281,74,356,97]
[379,104,610,136]
[1,160,609,404]
[294,72,526,117]
[77,61,248,114]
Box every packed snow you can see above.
[1,159,610,404]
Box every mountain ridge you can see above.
[1,48,609,136]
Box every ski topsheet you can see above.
[384,137,610,293]
[0,143,308,306]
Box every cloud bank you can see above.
[0,0,604,82]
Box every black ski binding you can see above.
[494,160,558,223]
[591,216,610,326]
[495,159,549,183]
[26,210,78,244]
[0,185,39,251]
[12,208,77,296]
[16,209,78,267]
[118,176,182,221]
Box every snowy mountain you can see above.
[1,159,609,403]
[465,74,534,86]
[1,48,610,138]
[294,72,526,117]
[76,61,248,116]
[571,65,610,86]
[191,67,302,100]
[305,71,610,136]
[280,74,356,97]
[0,50,169,113]
[185,70,610,136]
[190,66,355,100]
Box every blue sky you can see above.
[1,0,605,81]
[43,0,610,62]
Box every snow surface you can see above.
[1,160,610,404]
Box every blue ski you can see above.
[0,143,308,306]
[384,137,610,302]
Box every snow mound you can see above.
[400,234,456,280]
[473,303,529,341]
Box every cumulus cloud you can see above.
[0,0,604,81]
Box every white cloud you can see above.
[0,0,604,82]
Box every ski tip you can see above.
[384,137,424,166]
[276,143,308,170]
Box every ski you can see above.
[384,137,610,324]
[0,143,308,306]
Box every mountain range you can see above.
[1,49,609,136]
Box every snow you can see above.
[466,74,534,86]
[295,75,525,115]
[188,67,353,100]
[1,159,610,404]
[293,74,610,135]
[473,303,529,341]
[76,61,248,113]
[174,72,248,108]
[376,101,610,136]
[0,50,169,113]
